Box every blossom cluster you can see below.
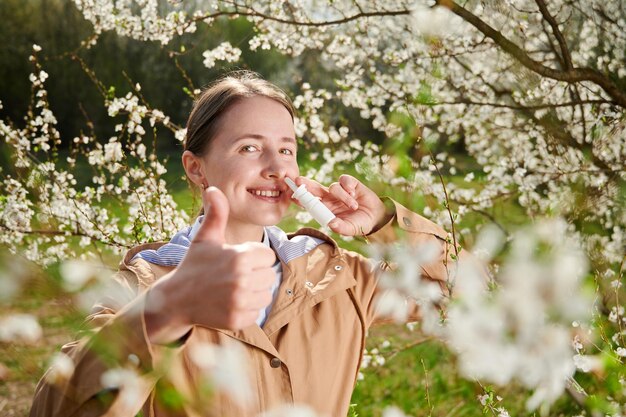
[1,47,189,266]
[202,42,243,69]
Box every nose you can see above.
[261,153,289,180]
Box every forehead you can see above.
[217,96,295,139]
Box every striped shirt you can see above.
[133,216,325,327]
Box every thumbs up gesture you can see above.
[145,187,277,343]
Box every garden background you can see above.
[0,0,624,416]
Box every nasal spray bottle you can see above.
[285,178,336,227]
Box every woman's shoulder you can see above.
[116,241,172,288]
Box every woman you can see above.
[30,71,455,417]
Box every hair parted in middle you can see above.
[183,70,295,156]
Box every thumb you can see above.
[194,186,229,244]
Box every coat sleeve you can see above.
[345,198,488,328]
[29,262,183,417]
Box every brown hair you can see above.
[184,70,295,156]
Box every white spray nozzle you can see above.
[285,177,336,227]
[285,177,299,193]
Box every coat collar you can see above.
[119,228,357,360]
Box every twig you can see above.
[429,153,460,283]
[421,358,434,416]
[565,377,603,417]
[535,0,573,70]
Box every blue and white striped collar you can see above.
[132,216,326,267]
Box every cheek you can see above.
[288,160,300,177]
[203,158,238,186]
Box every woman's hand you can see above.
[294,174,393,236]
[145,187,277,344]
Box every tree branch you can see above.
[0,224,131,249]
[190,6,410,28]
[439,0,626,107]
[433,98,614,110]
[535,0,573,70]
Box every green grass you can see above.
[0,265,84,415]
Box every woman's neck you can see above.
[224,222,264,244]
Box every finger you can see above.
[339,174,359,198]
[234,243,277,269]
[242,268,277,292]
[294,176,328,199]
[289,194,304,208]
[193,186,229,244]
[328,217,359,236]
[328,182,359,210]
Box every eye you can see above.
[280,148,295,156]
[240,145,258,153]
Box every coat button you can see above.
[270,357,282,368]
[403,216,412,227]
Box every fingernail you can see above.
[351,201,358,210]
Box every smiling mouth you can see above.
[248,189,281,197]
[247,189,284,202]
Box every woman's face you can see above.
[198,96,299,228]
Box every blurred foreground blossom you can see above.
[0,249,32,303]
[382,406,409,417]
[100,367,144,409]
[471,224,506,263]
[446,219,593,410]
[44,352,75,385]
[59,259,110,292]
[189,341,252,406]
[259,404,321,417]
[573,354,603,373]
[0,313,42,343]
[59,260,133,312]
[369,241,443,329]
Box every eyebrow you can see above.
[232,133,297,146]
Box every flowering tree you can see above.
[1,0,624,415]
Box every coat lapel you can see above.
[261,242,357,336]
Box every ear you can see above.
[182,150,206,188]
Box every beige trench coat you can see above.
[30,199,459,417]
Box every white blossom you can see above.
[100,367,144,409]
[45,352,75,385]
[189,341,252,406]
[382,406,409,417]
[202,42,242,68]
[0,314,42,343]
[258,405,320,417]
[447,219,593,410]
